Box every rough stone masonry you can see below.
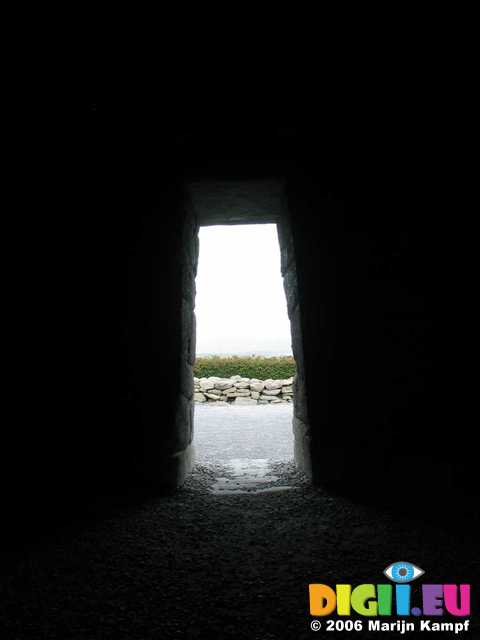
[194,375,294,405]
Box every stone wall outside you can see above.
[194,375,294,405]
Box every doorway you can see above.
[193,223,295,493]
[171,179,312,490]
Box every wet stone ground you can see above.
[193,403,294,463]
[1,407,478,639]
[194,404,296,494]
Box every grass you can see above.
[193,355,296,380]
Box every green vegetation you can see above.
[193,355,296,380]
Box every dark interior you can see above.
[5,103,477,542]
[2,93,477,638]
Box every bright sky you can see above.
[195,224,292,355]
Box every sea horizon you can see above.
[196,350,293,358]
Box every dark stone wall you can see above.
[6,112,196,542]
[6,109,475,542]
[125,180,194,487]
[284,172,475,504]
[277,206,311,476]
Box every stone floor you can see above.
[194,404,294,494]
[194,403,294,463]
[1,407,478,638]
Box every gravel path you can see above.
[1,460,478,639]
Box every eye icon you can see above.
[384,562,424,583]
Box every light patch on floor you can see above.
[210,458,294,494]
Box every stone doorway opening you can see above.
[193,223,295,493]
[178,180,313,492]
